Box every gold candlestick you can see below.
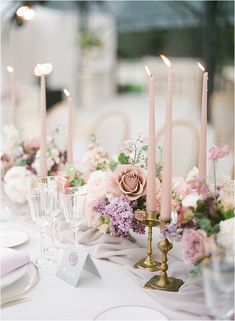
[134,211,161,272]
[144,221,184,291]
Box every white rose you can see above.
[2,125,20,156]
[217,217,235,250]
[87,170,107,200]
[182,192,201,208]
[4,166,36,204]
[186,166,199,181]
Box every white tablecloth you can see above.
[1,214,209,321]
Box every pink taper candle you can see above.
[7,66,16,126]
[39,73,47,177]
[145,66,156,212]
[64,89,73,164]
[198,62,208,180]
[34,63,52,177]
[160,55,173,222]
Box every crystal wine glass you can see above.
[202,246,234,320]
[39,176,66,256]
[62,186,87,246]
[28,188,56,267]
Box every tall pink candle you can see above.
[145,66,156,213]
[7,66,16,126]
[34,63,52,177]
[198,62,208,180]
[39,73,47,177]
[160,55,173,222]
[64,89,73,164]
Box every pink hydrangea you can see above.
[181,228,209,264]
[209,145,230,161]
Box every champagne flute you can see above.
[62,186,87,246]
[28,188,56,267]
[202,246,234,320]
[39,176,66,255]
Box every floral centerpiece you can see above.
[1,125,67,203]
[84,134,183,239]
[161,145,234,275]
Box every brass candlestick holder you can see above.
[134,211,161,272]
[144,220,184,292]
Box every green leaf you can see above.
[109,160,119,171]
[118,153,130,165]
[190,264,201,278]
[223,209,234,220]
[15,160,26,166]
[73,178,84,187]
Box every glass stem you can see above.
[74,228,78,247]
[51,219,56,249]
[40,230,45,257]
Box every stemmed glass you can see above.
[202,246,234,320]
[62,186,87,247]
[39,176,66,255]
[28,188,56,267]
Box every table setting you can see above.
[1,53,234,321]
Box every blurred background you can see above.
[1,0,234,180]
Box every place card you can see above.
[56,245,101,287]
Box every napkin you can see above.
[0,247,30,277]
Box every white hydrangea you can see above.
[217,217,234,251]
[4,166,36,204]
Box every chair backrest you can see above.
[46,102,69,150]
[89,110,129,155]
[211,93,234,149]
[156,120,199,178]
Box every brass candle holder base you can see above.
[134,211,161,272]
[144,275,184,292]
[144,222,184,292]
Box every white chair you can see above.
[46,102,70,151]
[211,93,234,150]
[156,120,200,178]
[89,110,129,155]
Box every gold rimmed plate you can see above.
[1,262,39,306]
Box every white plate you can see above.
[1,263,29,289]
[0,230,28,248]
[94,305,168,320]
[1,262,39,303]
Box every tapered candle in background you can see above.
[198,62,208,181]
[7,66,16,126]
[34,63,52,177]
[64,89,73,164]
[160,55,173,222]
[145,66,156,212]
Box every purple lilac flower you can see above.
[105,195,134,239]
[160,222,183,242]
[132,219,145,234]
[93,198,109,214]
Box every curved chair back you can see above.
[156,120,199,178]
[89,110,129,155]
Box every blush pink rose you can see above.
[107,165,147,200]
[134,209,146,221]
[181,229,209,264]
